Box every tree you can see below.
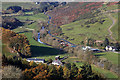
[7,6,22,13]
[70,63,78,78]
[115,42,120,51]
[29,61,38,67]
[57,66,64,79]
[18,10,25,15]
[63,65,71,79]
[87,38,95,46]
[47,58,53,64]
[80,64,92,79]
[104,38,109,47]
[2,17,23,29]
[2,28,31,57]
[48,65,58,79]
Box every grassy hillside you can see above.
[93,52,119,65]
[4,12,57,57]
[19,32,62,57]
[2,2,39,10]
[60,15,112,45]
[2,44,17,57]
[106,4,118,11]
[111,12,119,41]
[48,2,103,26]
[92,65,118,78]
[16,13,48,21]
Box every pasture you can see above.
[2,2,40,10]
[93,52,119,65]
[60,15,112,45]
[92,65,118,78]
[16,13,48,21]
[111,12,119,41]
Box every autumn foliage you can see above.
[48,2,103,26]
[23,63,104,80]
[2,28,31,57]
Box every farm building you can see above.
[52,59,63,66]
[105,46,116,51]
[51,56,67,66]
[26,58,45,63]
[82,46,101,52]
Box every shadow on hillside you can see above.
[30,45,66,57]
[94,54,106,57]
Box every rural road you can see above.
[104,9,120,42]
[107,13,117,42]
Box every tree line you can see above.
[2,55,105,80]
[2,28,31,57]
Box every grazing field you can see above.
[16,13,48,21]
[26,22,38,29]
[14,13,48,30]
[2,2,40,10]
[111,12,119,41]
[2,44,17,57]
[60,15,112,45]
[93,52,119,65]
[106,4,118,11]
[92,65,118,78]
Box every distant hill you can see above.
[48,2,118,26]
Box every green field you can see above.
[93,52,119,65]
[16,13,48,21]
[14,13,48,30]
[2,2,40,10]
[2,44,17,57]
[60,15,112,45]
[111,12,119,41]
[106,4,118,11]
[92,65,118,78]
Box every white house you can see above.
[26,58,45,63]
[105,46,116,51]
[52,60,63,66]
[82,46,91,51]
[52,56,64,66]
[82,46,100,52]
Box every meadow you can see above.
[106,4,119,11]
[92,65,118,78]
[16,13,48,21]
[60,15,112,45]
[93,52,119,65]
[111,12,119,41]
[2,2,40,10]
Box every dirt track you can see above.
[107,13,117,42]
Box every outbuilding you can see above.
[26,58,45,63]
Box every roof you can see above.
[106,46,115,48]
[52,60,62,65]
[27,58,45,61]
[90,48,99,51]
